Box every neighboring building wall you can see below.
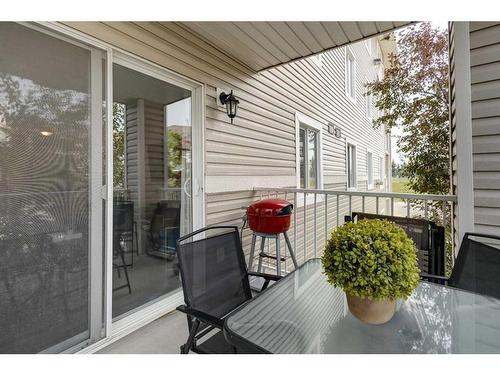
[65,22,390,266]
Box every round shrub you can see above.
[321,219,420,301]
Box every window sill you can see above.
[296,191,325,208]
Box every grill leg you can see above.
[284,231,298,269]
[248,233,257,271]
[257,236,265,273]
[276,234,281,276]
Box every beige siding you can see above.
[64,22,389,245]
[469,22,500,235]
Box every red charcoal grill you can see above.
[246,198,298,276]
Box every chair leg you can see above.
[261,279,270,292]
[120,250,132,294]
[181,319,200,354]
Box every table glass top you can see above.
[226,259,500,353]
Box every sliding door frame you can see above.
[32,22,206,353]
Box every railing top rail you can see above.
[253,187,457,202]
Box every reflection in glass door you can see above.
[0,23,104,353]
[112,63,192,319]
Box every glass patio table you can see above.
[223,259,500,353]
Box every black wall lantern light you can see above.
[219,90,239,124]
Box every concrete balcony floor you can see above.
[98,311,187,354]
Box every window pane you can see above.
[367,152,373,186]
[112,64,192,319]
[347,145,355,188]
[299,128,306,189]
[0,23,93,352]
[307,130,317,189]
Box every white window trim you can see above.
[365,77,373,121]
[345,47,356,104]
[378,154,384,188]
[295,112,323,189]
[364,39,372,56]
[345,139,357,191]
[366,149,374,190]
[312,54,323,68]
[295,112,324,207]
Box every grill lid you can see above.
[247,198,293,217]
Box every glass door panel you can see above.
[112,63,192,319]
[0,23,103,353]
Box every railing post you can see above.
[406,199,411,218]
[376,196,379,215]
[348,195,352,216]
[314,193,317,258]
[303,192,307,263]
[362,196,365,213]
[424,200,428,220]
[391,197,394,216]
[324,194,328,245]
[336,194,340,228]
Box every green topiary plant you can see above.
[321,219,420,301]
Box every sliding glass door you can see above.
[0,23,105,353]
[111,62,193,319]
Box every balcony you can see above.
[98,186,458,354]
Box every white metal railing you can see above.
[250,187,457,274]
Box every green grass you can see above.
[391,177,413,193]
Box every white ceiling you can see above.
[179,21,412,72]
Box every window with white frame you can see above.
[366,89,373,119]
[367,151,373,189]
[296,113,322,190]
[346,143,357,189]
[299,126,319,189]
[345,48,355,101]
[379,156,384,181]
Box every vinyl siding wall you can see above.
[64,22,389,266]
[469,22,500,235]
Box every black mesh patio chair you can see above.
[176,225,282,354]
[421,232,500,299]
[346,212,446,278]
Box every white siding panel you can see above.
[469,22,500,233]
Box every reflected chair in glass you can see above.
[113,201,133,294]
[176,226,281,354]
[422,232,500,299]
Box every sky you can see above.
[391,21,448,165]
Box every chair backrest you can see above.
[350,212,445,276]
[449,233,500,299]
[113,200,134,233]
[352,212,430,250]
[176,226,252,318]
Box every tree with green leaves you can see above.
[113,103,126,189]
[367,22,450,196]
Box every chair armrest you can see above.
[247,271,282,282]
[176,305,224,329]
[420,272,449,284]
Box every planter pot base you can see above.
[346,294,396,325]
